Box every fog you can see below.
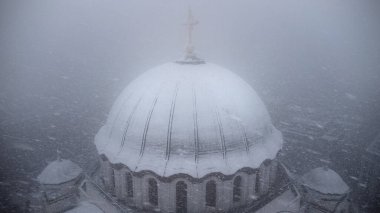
[1,0,380,212]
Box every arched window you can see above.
[206,180,216,207]
[110,169,115,193]
[233,176,242,202]
[255,173,260,194]
[126,172,133,197]
[176,181,187,213]
[148,178,158,206]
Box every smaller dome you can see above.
[301,167,349,195]
[37,159,82,185]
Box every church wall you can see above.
[132,174,143,208]
[219,177,233,210]
[100,159,114,193]
[191,181,203,212]
[119,168,127,200]
[140,174,149,209]
[186,179,197,213]
[157,177,165,211]
[99,158,107,185]
[258,162,271,195]
[241,172,250,204]
[269,160,278,186]
[160,180,175,213]
[247,171,258,201]
[114,169,123,199]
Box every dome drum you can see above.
[98,155,287,212]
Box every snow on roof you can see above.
[95,62,283,178]
[65,202,103,213]
[301,167,349,195]
[37,159,82,185]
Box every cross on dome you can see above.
[177,7,205,65]
[185,8,198,58]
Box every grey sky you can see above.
[1,0,379,130]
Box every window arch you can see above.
[176,181,187,213]
[206,180,216,207]
[148,178,158,206]
[233,176,242,202]
[126,172,133,197]
[255,172,260,194]
[110,169,115,193]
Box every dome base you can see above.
[175,55,205,65]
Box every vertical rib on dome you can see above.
[192,88,200,163]
[139,94,159,158]
[118,96,143,154]
[215,109,227,159]
[165,85,179,160]
[108,93,133,138]
[239,122,250,153]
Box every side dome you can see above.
[95,62,283,178]
[37,159,83,185]
[301,167,349,195]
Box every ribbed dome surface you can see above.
[95,62,282,178]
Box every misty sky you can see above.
[1,0,380,156]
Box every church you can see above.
[95,59,292,213]
[30,9,353,213]
[92,9,299,213]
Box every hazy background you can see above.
[0,0,380,211]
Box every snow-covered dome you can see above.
[95,62,283,178]
[37,159,83,185]
[301,167,349,195]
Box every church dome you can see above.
[37,159,82,185]
[301,167,349,195]
[95,62,282,178]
